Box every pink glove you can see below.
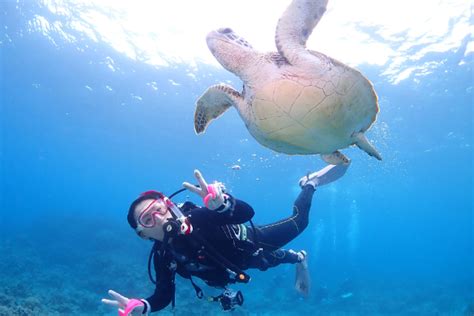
[183,170,231,212]
[119,299,143,316]
[203,182,228,210]
[102,290,149,316]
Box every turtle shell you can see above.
[246,64,378,155]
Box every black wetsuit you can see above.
[146,185,315,312]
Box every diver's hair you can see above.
[127,192,163,229]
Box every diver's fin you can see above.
[295,251,311,297]
[194,84,242,134]
[353,132,382,160]
[299,163,350,188]
[321,151,350,165]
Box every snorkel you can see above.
[162,195,193,236]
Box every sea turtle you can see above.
[194,0,381,164]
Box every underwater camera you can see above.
[211,289,244,311]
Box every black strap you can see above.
[168,188,187,199]
[249,220,258,244]
[189,276,204,299]
[147,219,180,285]
[168,184,200,199]
[148,239,178,308]
[170,268,177,308]
[192,231,251,283]
[147,242,159,284]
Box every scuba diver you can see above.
[102,163,350,315]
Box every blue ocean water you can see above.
[1,1,472,315]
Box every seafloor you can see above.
[1,216,472,316]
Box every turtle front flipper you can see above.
[321,151,350,165]
[275,0,328,66]
[194,84,243,134]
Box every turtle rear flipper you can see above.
[353,132,382,160]
[194,84,243,134]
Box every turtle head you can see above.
[207,28,258,79]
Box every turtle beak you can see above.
[207,30,222,41]
[206,30,227,51]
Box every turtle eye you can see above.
[218,28,233,34]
